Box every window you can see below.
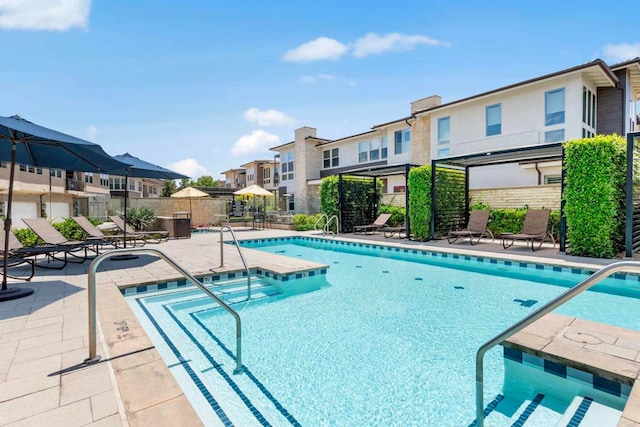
[100,174,109,186]
[486,104,501,136]
[545,129,565,143]
[28,166,34,173]
[582,86,596,131]
[247,167,255,182]
[545,88,565,126]
[50,169,62,178]
[19,165,26,172]
[381,136,388,159]
[394,129,410,154]
[129,179,135,190]
[84,173,93,184]
[0,161,6,168]
[437,147,450,157]
[138,182,142,192]
[358,141,368,162]
[582,128,594,138]
[544,174,562,185]
[263,168,271,184]
[323,148,339,168]
[281,151,294,180]
[438,117,450,144]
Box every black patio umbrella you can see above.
[0,115,129,301]
[112,153,188,250]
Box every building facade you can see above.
[265,58,639,213]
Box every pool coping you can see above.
[97,232,640,425]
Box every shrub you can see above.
[469,202,560,241]
[378,204,405,227]
[563,135,626,258]
[13,227,41,246]
[319,175,381,232]
[120,207,157,231]
[293,214,323,231]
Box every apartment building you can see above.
[239,159,280,191]
[267,58,639,214]
[0,163,111,227]
[221,168,247,189]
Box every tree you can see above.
[192,175,217,187]
[178,177,191,189]
[161,180,178,197]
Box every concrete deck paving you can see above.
[1,228,639,426]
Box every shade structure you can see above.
[113,153,188,250]
[170,186,209,217]
[0,115,129,301]
[233,184,273,197]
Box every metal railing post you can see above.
[475,261,640,426]
[217,225,251,299]
[85,247,244,374]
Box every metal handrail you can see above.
[314,214,329,231]
[85,247,243,374]
[324,215,339,236]
[217,225,252,300]
[475,261,640,426]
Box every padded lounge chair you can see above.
[447,210,493,245]
[22,218,101,262]
[501,209,555,251]
[108,216,169,244]
[353,213,392,235]
[71,216,141,248]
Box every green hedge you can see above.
[563,135,626,258]
[378,204,405,227]
[293,214,323,231]
[319,175,381,232]
[408,165,431,240]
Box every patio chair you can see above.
[501,209,555,251]
[353,213,392,235]
[71,216,142,248]
[21,218,101,262]
[447,209,494,245]
[108,216,169,244]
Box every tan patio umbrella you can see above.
[234,184,273,216]
[170,186,209,217]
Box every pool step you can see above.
[479,393,621,426]
[554,396,621,426]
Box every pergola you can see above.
[338,163,418,237]
[431,142,564,241]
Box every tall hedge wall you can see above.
[563,135,626,258]
[408,165,466,240]
[319,175,381,232]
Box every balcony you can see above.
[66,179,85,192]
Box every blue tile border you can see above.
[504,347,630,399]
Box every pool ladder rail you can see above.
[215,225,251,299]
[85,246,246,375]
[474,261,640,427]
[314,214,339,236]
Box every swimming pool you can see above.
[125,237,640,426]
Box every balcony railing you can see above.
[66,179,85,192]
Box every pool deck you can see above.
[1,228,640,426]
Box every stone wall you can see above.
[469,185,561,210]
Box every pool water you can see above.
[127,239,640,426]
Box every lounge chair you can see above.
[501,209,555,251]
[0,222,75,272]
[353,213,392,235]
[71,216,142,248]
[21,218,102,262]
[109,216,169,244]
[447,209,493,245]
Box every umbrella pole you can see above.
[1,141,35,300]
[112,170,138,261]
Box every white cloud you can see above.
[603,43,640,62]
[231,130,280,156]
[243,108,295,126]
[353,32,449,58]
[166,158,208,179]
[282,37,348,62]
[299,74,336,84]
[87,125,97,141]
[0,0,91,31]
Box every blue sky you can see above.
[1,0,639,179]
